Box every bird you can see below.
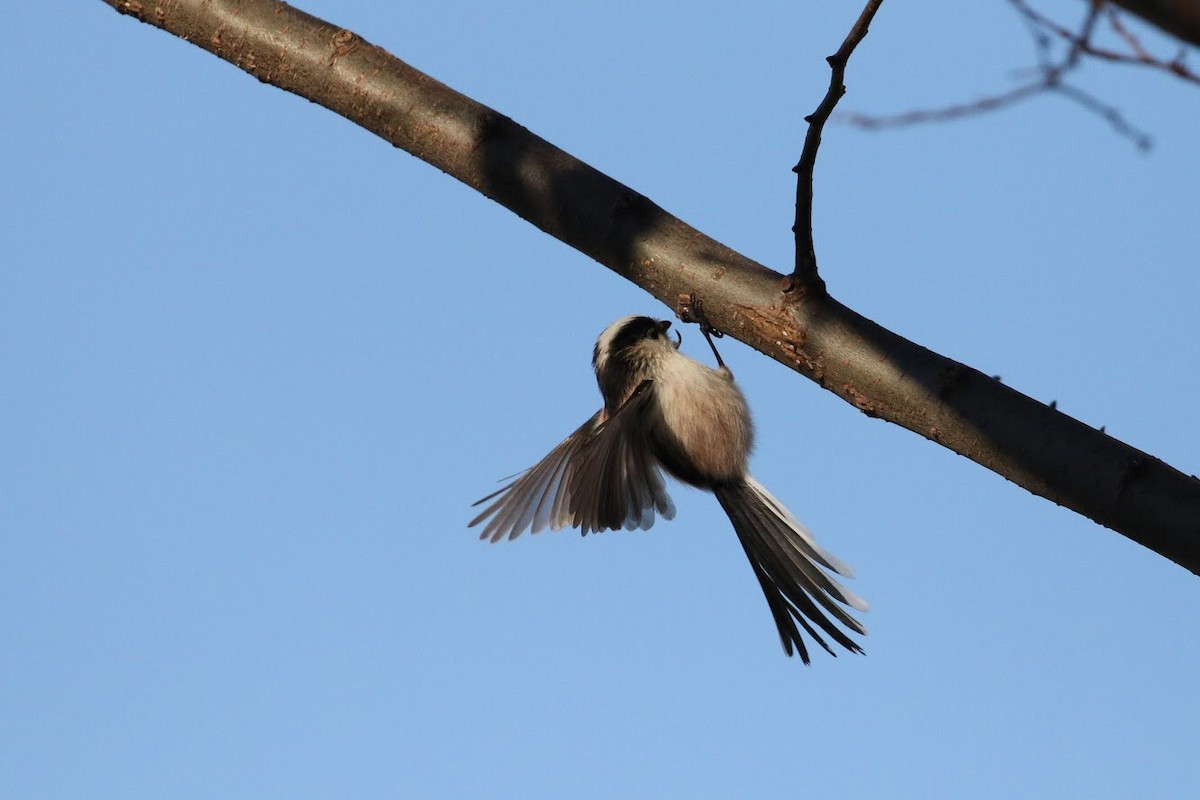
[469,314,867,662]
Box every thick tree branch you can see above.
[100,0,1200,574]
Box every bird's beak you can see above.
[658,320,681,349]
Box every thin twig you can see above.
[1012,0,1199,84]
[842,83,1045,128]
[843,1,1196,148]
[1105,6,1152,60]
[1061,0,1101,71]
[841,79,1151,150]
[789,0,885,291]
[1055,83,1153,150]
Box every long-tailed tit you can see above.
[470,315,867,662]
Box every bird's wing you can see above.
[564,380,675,534]
[469,380,675,542]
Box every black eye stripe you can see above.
[609,316,661,354]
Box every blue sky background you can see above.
[4,2,1199,798]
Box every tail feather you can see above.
[745,477,860,582]
[738,487,867,635]
[714,477,867,663]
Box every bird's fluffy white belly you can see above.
[653,356,753,483]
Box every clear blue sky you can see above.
[4,2,1199,798]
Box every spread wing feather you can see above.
[470,381,675,542]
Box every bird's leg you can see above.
[701,324,727,370]
[676,292,728,370]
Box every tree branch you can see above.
[1019,0,1200,84]
[99,0,1200,575]
[790,0,884,293]
[844,2,1172,151]
[1107,0,1200,47]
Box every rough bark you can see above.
[99,0,1200,574]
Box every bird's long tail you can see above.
[712,476,867,663]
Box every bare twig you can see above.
[789,0,885,293]
[1106,6,1154,59]
[1060,0,1102,71]
[845,1,1197,148]
[1014,0,1200,83]
[1056,83,1153,149]
[841,83,1045,128]
[842,81,1151,152]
